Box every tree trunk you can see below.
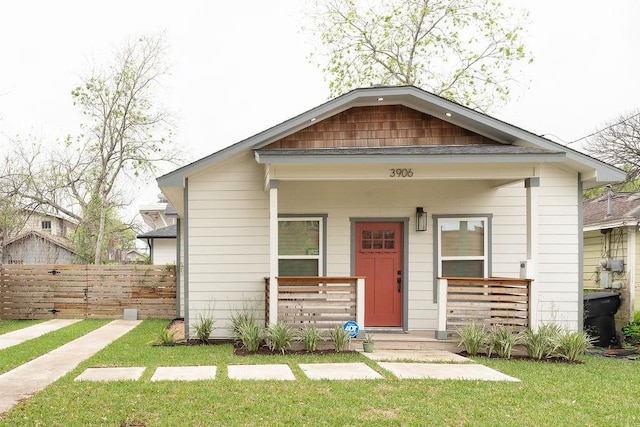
[94,204,107,264]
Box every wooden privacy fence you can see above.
[0,264,176,319]
[437,277,533,336]
[265,276,364,329]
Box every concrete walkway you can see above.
[0,319,141,414]
[0,319,81,350]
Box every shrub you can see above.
[622,320,640,345]
[523,323,562,360]
[298,324,324,352]
[554,330,594,362]
[191,312,215,343]
[329,325,351,352]
[456,322,487,356]
[486,325,524,359]
[267,321,294,354]
[238,322,264,352]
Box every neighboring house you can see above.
[583,191,640,327]
[2,230,77,264]
[124,249,149,264]
[157,85,624,338]
[137,224,177,265]
[2,211,78,265]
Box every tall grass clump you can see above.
[191,312,215,343]
[238,322,264,352]
[486,325,524,359]
[523,323,562,360]
[554,330,594,362]
[329,325,351,352]
[267,321,294,354]
[456,322,487,356]
[230,307,258,340]
[298,324,324,352]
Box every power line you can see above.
[564,111,640,145]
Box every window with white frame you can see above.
[278,218,323,276]
[437,216,489,278]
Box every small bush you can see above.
[486,325,523,359]
[267,321,294,354]
[554,330,594,362]
[456,322,487,356]
[622,320,640,344]
[298,324,324,352]
[238,322,264,352]
[329,325,351,352]
[191,312,215,343]
[523,323,562,360]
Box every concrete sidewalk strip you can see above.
[300,363,383,380]
[151,366,217,381]
[362,349,471,363]
[378,362,520,382]
[0,319,142,415]
[0,319,81,350]
[75,367,145,382]
[227,364,295,380]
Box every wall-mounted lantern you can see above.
[416,207,427,232]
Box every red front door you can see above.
[355,222,403,327]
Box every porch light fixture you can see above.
[416,207,427,231]
[445,112,452,117]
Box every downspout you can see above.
[183,178,190,339]
[175,217,181,319]
[578,174,584,331]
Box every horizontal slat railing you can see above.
[0,264,176,319]
[437,277,532,337]
[266,276,363,329]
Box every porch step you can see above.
[354,331,459,352]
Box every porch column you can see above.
[268,180,279,325]
[436,278,448,340]
[626,227,636,321]
[525,177,539,328]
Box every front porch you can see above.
[265,275,534,341]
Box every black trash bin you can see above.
[583,292,621,347]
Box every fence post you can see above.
[528,279,538,330]
[436,278,448,339]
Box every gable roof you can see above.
[584,192,640,230]
[3,230,77,254]
[158,86,625,209]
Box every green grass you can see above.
[0,319,109,374]
[0,319,45,335]
[1,319,639,426]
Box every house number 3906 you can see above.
[389,168,413,177]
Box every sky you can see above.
[1,0,639,215]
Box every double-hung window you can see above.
[278,217,323,276]
[437,216,490,278]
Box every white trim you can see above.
[437,217,489,278]
[268,185,278,325]
[277,217,324,276]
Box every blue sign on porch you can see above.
[343,320,359,337]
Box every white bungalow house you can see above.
[157,86,624,339]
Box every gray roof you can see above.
[584,192,640,226]
[137,224,177,239]
[254,145,565,164]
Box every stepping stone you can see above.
[75,367,145,382]
[377,362,520,382]
[151,366,217,381]
[299,363,383,380]
[227,364,295,380]
[362,349,471,363]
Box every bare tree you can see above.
[6,34,180,263]
[585,110,640,184]
[306,0,533,112]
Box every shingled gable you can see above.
[158,85,625,214]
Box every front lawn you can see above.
[0,319,44,335]
[1,319,639,426]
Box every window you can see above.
[41,220,52,230]
[437,216,490,278]
[278,218,323,276]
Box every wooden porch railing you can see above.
[265,276,365,329]
[436,277,534,339]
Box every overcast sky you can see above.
[1,0,639,208]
